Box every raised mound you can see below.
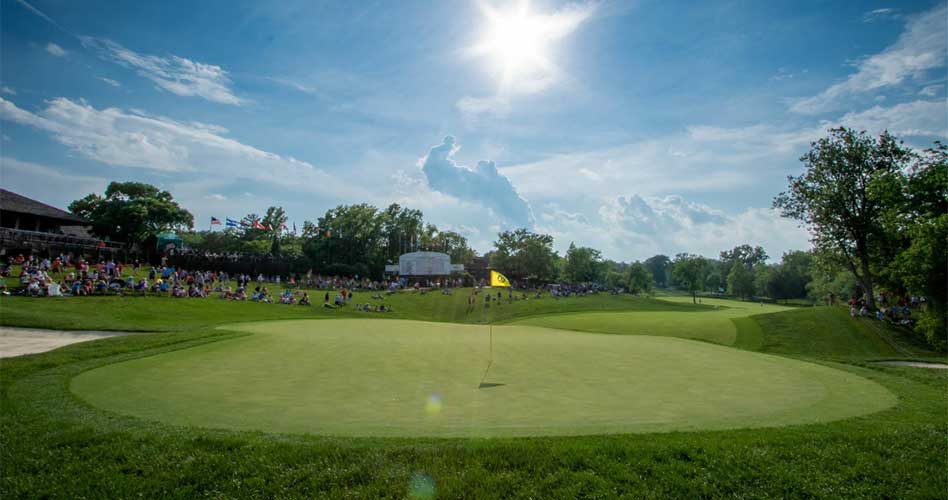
[70,319,895,437]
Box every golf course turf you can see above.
[2,291,945,498]
[71,318,895,437]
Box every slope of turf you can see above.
[70,319,895,437]
[743,306,937,359]
[507,298,791,345]
[0,291,708,331]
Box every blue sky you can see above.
[1,0,945,261]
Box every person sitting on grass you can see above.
[299,293,311,306]
[27,279,42,297]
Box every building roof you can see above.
[0,189,89,224]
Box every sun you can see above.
[470,1,561,87]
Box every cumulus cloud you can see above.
[80,37,244,105]
[597,194,809,261]
[420,136,534,228]
[45,42,67,57]
[790,3,947,114]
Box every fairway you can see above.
[71,319,895,437]
[507,297,793,345]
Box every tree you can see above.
[69,182,193,246]
[727,261,756,300]
[261,206,288,256]
[490,229,558,283]
[888,144,948,350]
[672,253,707,304]
[644,254,671,287]
[564,242,604,283]
[604,270,628,290]
[626,262,653,294]
[774,128,913,309]
[720,244,768,270]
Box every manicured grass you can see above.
[1,292,945,498]
[748,306,936,360]
[0,290,706,331]
[70,319,894,437]
[507,299,790,345]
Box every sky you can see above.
[0,0,945,262]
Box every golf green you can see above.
[70,319,895,437]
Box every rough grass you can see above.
[1,293,945,498]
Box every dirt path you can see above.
[0,327,143,359]
[871,360,948,369]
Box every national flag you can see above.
[210,217,222,225]
[490,270,511,288]
[252,220,265,230]
[293,222,297,234]
[225,218,240,228]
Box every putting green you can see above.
[71,319,895,437]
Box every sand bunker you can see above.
[872,360,948,369]
[0,327,137,358]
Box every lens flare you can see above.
[425,393,443,415]
[408,472,436,499]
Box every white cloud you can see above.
[265,76,319,95]
[79,37,244,105]
[205,193,227,201]
[0,86,15,95]
[419,136,534,228]
[791,3,947,114]
[0,96,372,203]
[0,157,108,209]
[862,8,900,23]
[97,76,121,87]
[918,84,942,97]
[45,42,67,57]
[835,100,947,138]
[596,194,809,261]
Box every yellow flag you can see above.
[490,270,511,287]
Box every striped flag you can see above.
[210,217,222,225]
[252,220,265,230]
[225,218,239,228]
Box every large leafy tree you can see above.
[490,229,558,282]
[672,253,707,304]
[719,244,768,269]
[626,262,653,294]
[69,182,193,245]
[644,254,671,287]
[563,242,604,283]
[727,260,756,300]
[774,128,912,309]
[889,144,947,349]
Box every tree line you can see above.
[69,127,945,349]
